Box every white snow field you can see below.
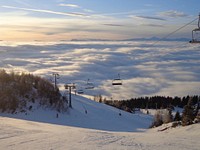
[0,95,200,150]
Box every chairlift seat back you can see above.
[85,83,94,89]
[112,82,122,85]
[112,79,122,85]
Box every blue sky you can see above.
[0,0,199,41]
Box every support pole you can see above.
[53,73,59,91]
[69,86,72,108]
[64,83,76,108]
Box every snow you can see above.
[0,95,200,150]
[0,94,152,132]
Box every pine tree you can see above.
[174,111,181,121]
[182,98,195,126]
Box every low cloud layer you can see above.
[0,40,200,99]
[131,15,166,21]
[159,10,188,18]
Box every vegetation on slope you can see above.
[0,69,67,114]
[103,95,200,127]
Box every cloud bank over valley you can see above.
[0,40,200,99]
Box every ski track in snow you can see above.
[0,116,200,150]
[0,119,145,150]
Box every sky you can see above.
[0,0,200,41]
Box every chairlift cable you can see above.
[152,17,198,45]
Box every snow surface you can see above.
[0,94,152,132]
[0,95,200,150]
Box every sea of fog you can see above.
[0,40,200,99]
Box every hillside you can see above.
[1,94,152,132]
[0,70,66,113]
[1,94,200,149]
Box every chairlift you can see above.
[190,13,200,43]
[77,89,84,94]
[75,84,84,94]
[85,79,94,89]
[112,74,123,86]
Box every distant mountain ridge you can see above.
[70,37,190,42]
[123,37,190,41]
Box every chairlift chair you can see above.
[190,13,200,43]
[112,74,123,86]
[77,86,84,94]
[85,79,95,89]
[77,89,84,94]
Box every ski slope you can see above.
[0,115,199,150]
[0,95,200,150]
[0,94,152,132]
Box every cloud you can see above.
[130,15,166,21]
[95,10,137,17]
[1,40,200,99]
[59,3,95,14]
[2,6,183,41]
[59,3,80,8]
[102,23,124,27]
[2,5,87,17]
[83,9,94,13]
[159,10,188,18]
[141,24,164,27]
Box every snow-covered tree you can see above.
[162,109,173,124]
[151,110,163,127]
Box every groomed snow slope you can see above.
[0,94,152,132]
[0,95,199,150]
[0,115,199,150]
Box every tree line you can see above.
[103,95,199,111]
